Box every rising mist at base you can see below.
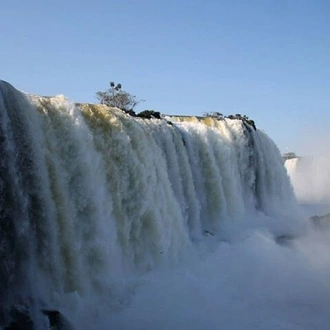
[104,192,330,328]
[105,229,330,330]
[1,81,330,329]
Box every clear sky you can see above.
[1,0,329,155]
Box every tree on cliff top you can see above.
[96,82,143,112]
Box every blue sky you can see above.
[1,0,329,154]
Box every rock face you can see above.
[282,152,298,161]
[275,234,295,246]
[3,307,71,330]
[3,307,34,330]
[42,310,72,330]
[310,213,330,229]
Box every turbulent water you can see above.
[1,81,330,330]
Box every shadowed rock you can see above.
[310,213,330,229]
[3,306,72,330]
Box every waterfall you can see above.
[0,81,302,328]
[285,157,330,204]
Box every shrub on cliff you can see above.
[96,82,143,114]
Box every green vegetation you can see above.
[96,81,143,114]
[96,82,162,119]
[203,112,256,130]
[95,82,255,129]
[203,112,224,120]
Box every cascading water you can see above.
[0,81,304,329]
[285,156,330,205]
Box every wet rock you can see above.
[3,306,72,330]
[275,235,295,246]
[310,213,330,229]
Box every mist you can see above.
[73,214,330,330]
